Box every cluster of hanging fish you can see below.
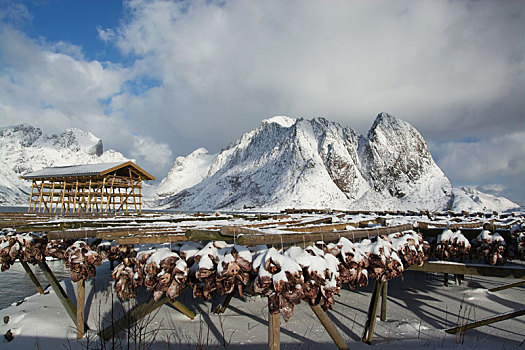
[112,230,427,321]
[429,222,525,265]
[0,230,48,271]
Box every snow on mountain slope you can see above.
[157,113,500,211]
[451,186,519,212]
[0,124,128,205]
[155,148,216,198]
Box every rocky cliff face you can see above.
[156,113,465,211]
[0,124,127,205]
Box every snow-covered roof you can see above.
[21,161,155,181]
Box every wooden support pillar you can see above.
[38,261,77,325]
[362,278,383,344]
[20,260,44,294]
[28,181,35,212]
[380,280,388,322]
[37,181,44,213]
[77,279,85,339]
[268,311,280,350]
[444,273,449,287]
[214,292,235,314]
[310,304,348,350]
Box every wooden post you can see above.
[28,181,35,212]
[268,311,280,350]
[60,181,66,214]
[38,261,77,325]
[362,279,383,344]
[87,179,93,213]
[445,308,525,334]
[49,180,55,214]
[380,281,388,322]
[444,273,449,287]
[73,179,79,213]
[20,260,44,294]
[310,304,348,350]
[77,279,85,338]
[214,292,235,314]
[37,181,44,213]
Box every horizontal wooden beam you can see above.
[445,308,525,334]
[407,261,525,280]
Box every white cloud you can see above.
[0,0,524,201]
[130,135,173,174]
[432,132,525,205]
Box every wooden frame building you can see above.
[21,161,155,214]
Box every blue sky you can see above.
[0,0,524,205]
[20,1,124,62]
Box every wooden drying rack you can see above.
[1,210,524,349]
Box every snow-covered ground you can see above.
[1,260,523,349]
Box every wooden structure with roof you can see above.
[21,161,155,214]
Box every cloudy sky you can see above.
[0,0,524,205]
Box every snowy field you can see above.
[1,260,524,349]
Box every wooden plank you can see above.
[167,299,196,320]
[20,260,44,294]
[488,280,525,292]
[77,279,85,339]
[236,224,414,246]
[310,304,349,350]
[268,310,280,350]
[38,261,77,325]
[116,235,188,245]
[362,279,383,344]
[445,308,525,334]
[185,229,233,242]
[286,216,332,227]
[406,262,525,280]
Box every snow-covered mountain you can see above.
[155,113,518,212]
[451,187,519,212]
[0,124,128,205]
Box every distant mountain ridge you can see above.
[0,124,127,205]
[0,118,519,212]
[155,113,519,212]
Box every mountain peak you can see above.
[262,116,296,128]
[156,114,457,211]
[0,123,127,205]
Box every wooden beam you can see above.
[28,181,35,212]
[310,304,349,350]
[268,310,280,350]
[214,292,235,314]
[167,299,196,320]
[20,260,44,294]
[99,296,169,341]
[380,281,388,322]
[406,262,525,280]
[77,279,85,339]
[362,279,383,344]
[488,280,525,292]
[445,308,525,334]
[37,181,44,213]
[235,224,414,246]
[38,261,77,325]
